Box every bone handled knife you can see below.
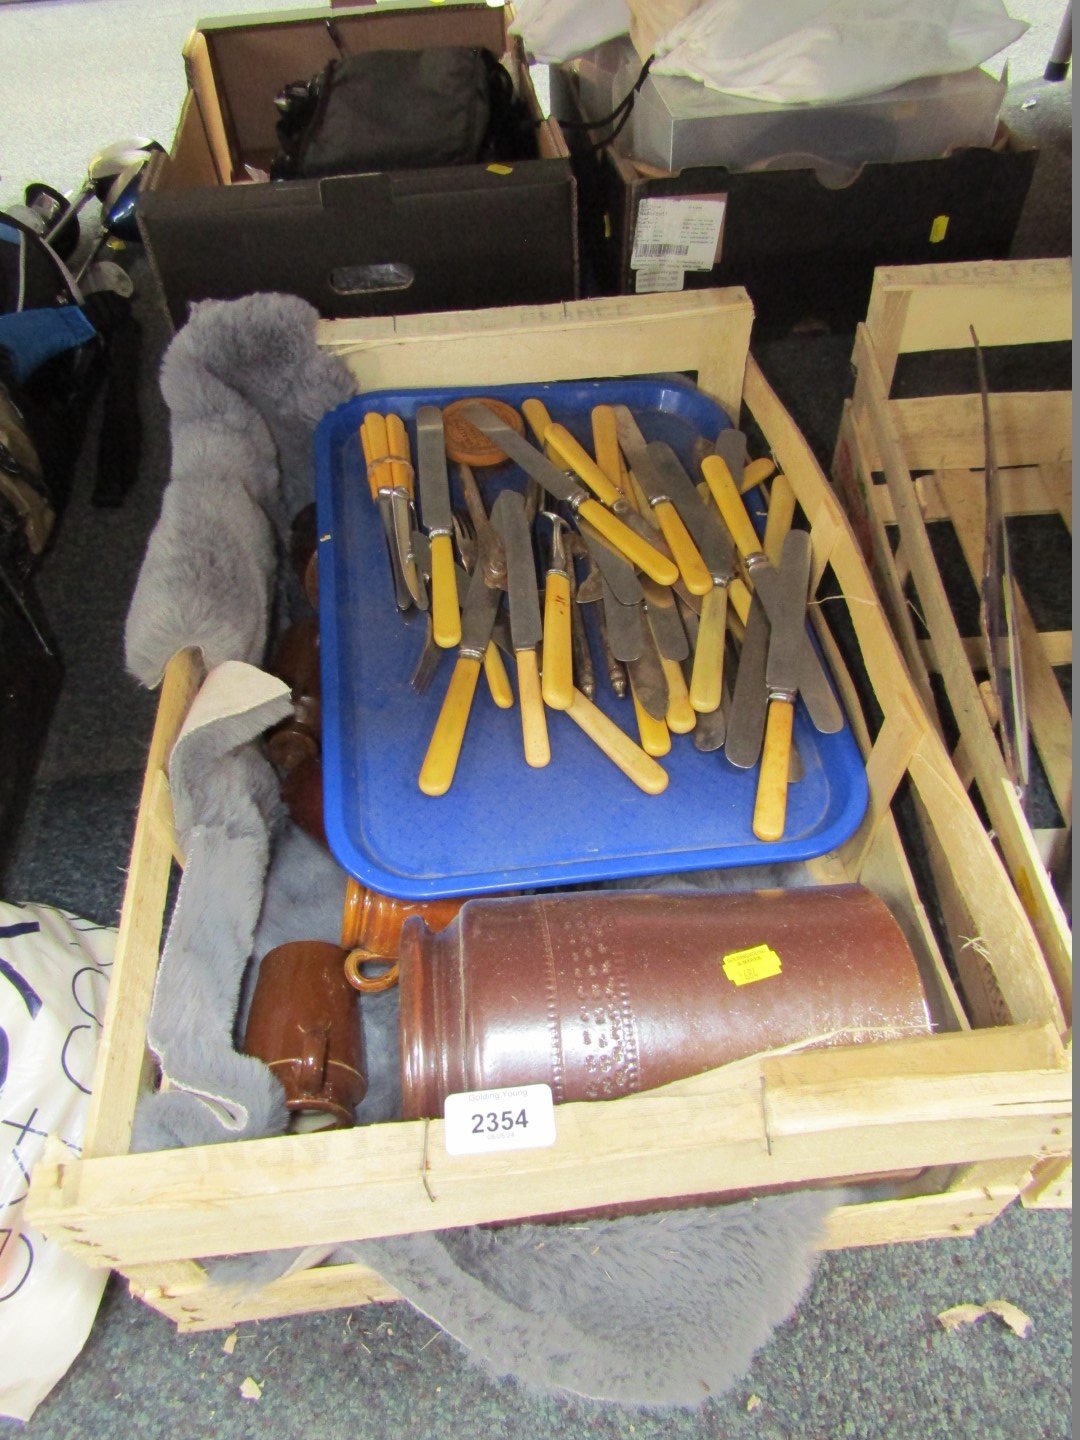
[418,560,504,796]
[360,412,414,611]
[415,406,461,647]
[384,412,427,611]
[700,452,843,735]
[645,441,736,714]
[612,408,713,596]
[753,530,813,842]
[410,531,513,707]
[462,403,679,588]
[539,511,574,711]
[491,489,550,769]
[562,688,669,795]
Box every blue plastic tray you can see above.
[316,376,868,900]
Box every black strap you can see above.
[559,54,655,152]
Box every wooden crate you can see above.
[832,259,1072,1031]
[27,291,1071,1334]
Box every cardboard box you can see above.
[553,71,1036,337]
[137,3,579,326]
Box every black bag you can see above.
[272,46,535,181]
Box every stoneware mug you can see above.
[243,939,367,1129]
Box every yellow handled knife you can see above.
[418,559,505,796]
[701,452,843,735]
[539,511,574,711]
[461,403,679,588]
[415,405,461,648]
[753,529,813,842]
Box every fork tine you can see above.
[409,614,442,696]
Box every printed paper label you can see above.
[722,943,783,987]
[631,197,726,272]
[443,1083,556,1156]
[634,263,686,294]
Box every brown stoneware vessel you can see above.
[243,940,367,1128]
[399,884,931,1119]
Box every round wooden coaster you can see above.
[442,397,525,467]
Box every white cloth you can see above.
[513,0,1026,104]
[635,0,1026,103]
[0,902,114,1421]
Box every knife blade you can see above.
[415,406,460,647]
[418,560,505,797]
[599,573,645,663]
[753,529,813,842]
[724,593,771,770]
[973,327,1029,803]
[700,452,844,735]
[491,489,550,769]
[461,403,679,588]
[640,575,689,662]
[612,408,713,596]
[647,441,735,714]
[410,531,514,701]
[712,427,748,490]
[577,520,645,607]
[578,525,645,662]
[626,621,669,722]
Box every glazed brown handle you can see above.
[344,947,400,994]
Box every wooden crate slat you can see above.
[924,470,1073,827]
[857,392,1073,474]
[23,290,1070,1334]
[863,259,1073,393]
[751,351,1066,1028]
[847,324,1072,1017]
[81,649,204,1162]
[316,290,755,429]
[26,1026,1071,1270]
[870,461,1073,528]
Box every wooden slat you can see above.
[753,351,1066,1029]
[25,1026,1072,1270]
[920,633,1073,673]
[316,290,754,434]
[124,1259,401,1332]
[848,326,1070,1022]
[820,1159,1037,1248]
[863,259,1073,393]
[924,469,1073,828]
[859,392,1073,474]
[81,649,204,1161]
[1020,1156,1072,1210]
[869,462,1073,528]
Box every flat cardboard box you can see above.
[138,3,579,326]
[553,71,1036,337]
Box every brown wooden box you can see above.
[27,290,1070,1332]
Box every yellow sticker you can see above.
[603,212,612,240]
[487,163,513,176]
[929,214,949,244]
[722,943,782,986]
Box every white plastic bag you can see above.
[508,0,633,63]
[0,901,114,1421]
[632,0,1026,104]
